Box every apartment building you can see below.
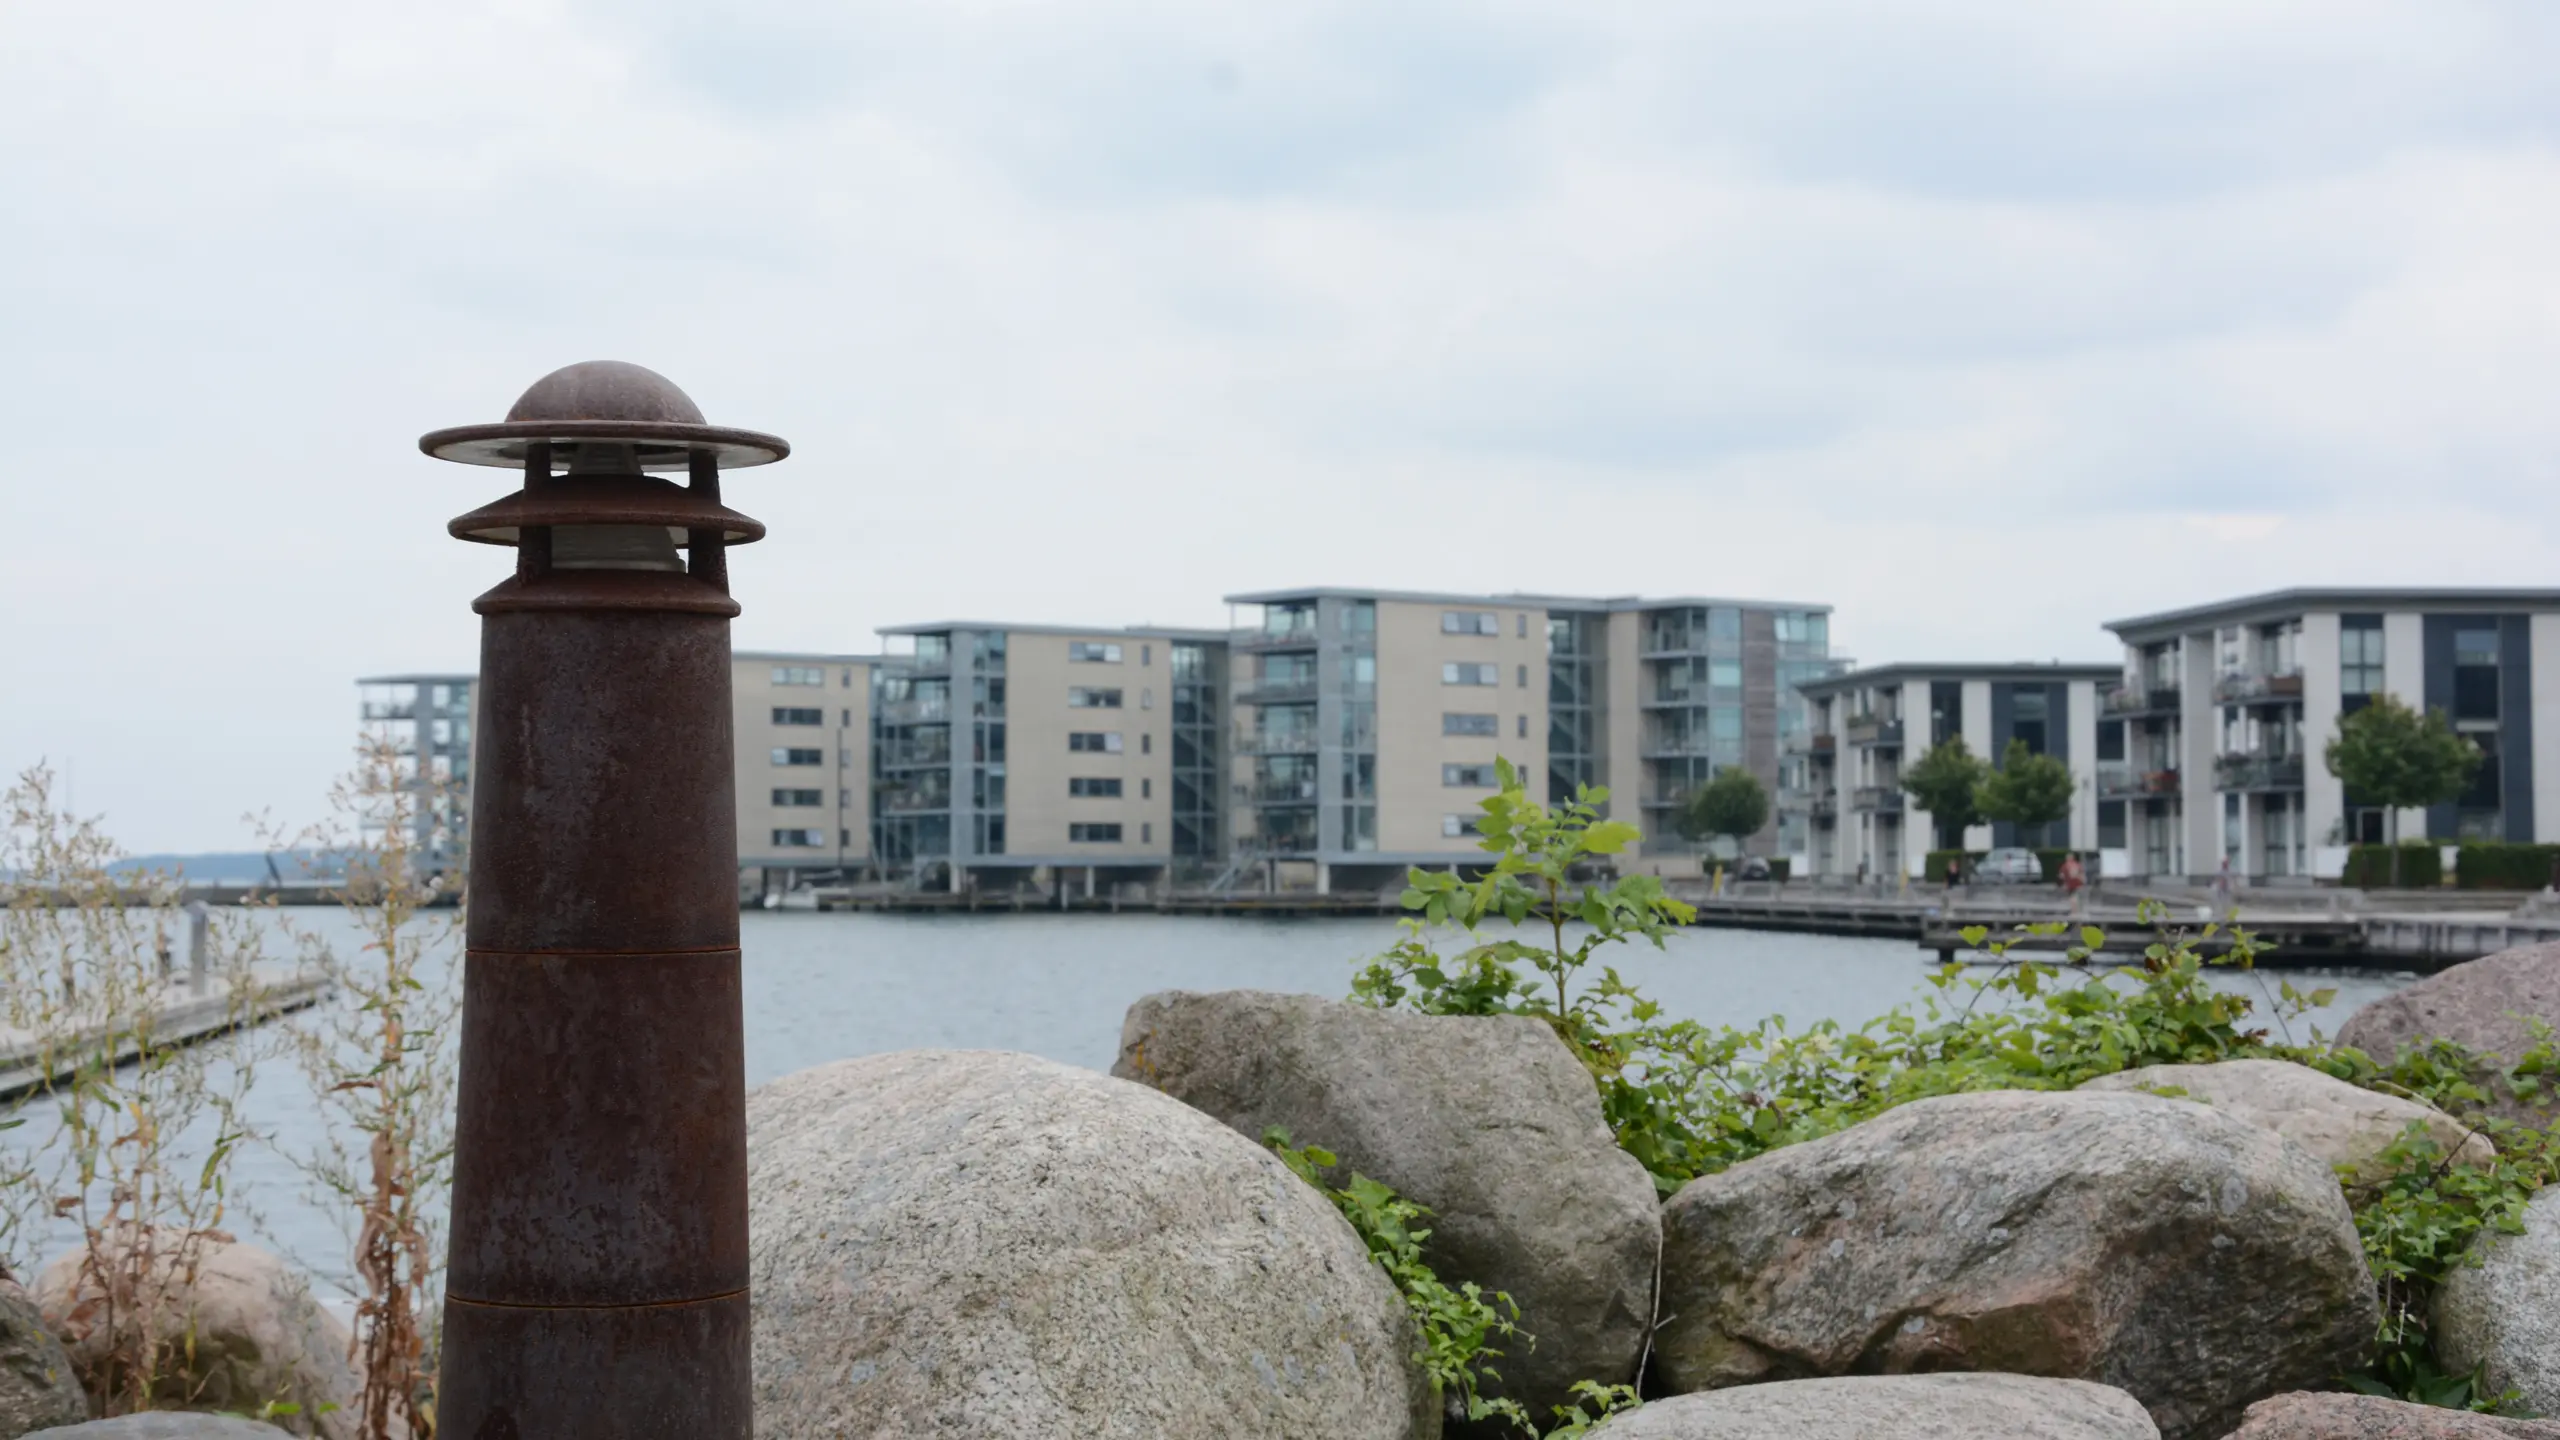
[871,622,1228,892]
[1790,663,2118,880]
[1225,588,1833,890]
[354,673,477,873]
[2103,589,2560,880]
[735,651,880,891]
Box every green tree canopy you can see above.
[1900,737,1989,848]
[1979,739,2075,840]
[1679,767,1770,854]
[2324,695,2481,884]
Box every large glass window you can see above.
[1443,662,1498,686]
[2455,626,2502,723]
[1443,712,1499,737]
[2340,618,2384,696]
[1068,642,1122,664]
[2011,690,2050,754]
[1067,687,1123,709]
[1440,610,1500,636]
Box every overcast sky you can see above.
[5,1,2557,851]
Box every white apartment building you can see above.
[1790,663,2118,880]
[734,651,879,891]
[871,622,1228,894]
[2103,589,2560,880]
[1226,588,1834,892]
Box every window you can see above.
[2455,626,2502,723]
[1141,778,1152,799]
[1142,644,1152,666]
[1709,660,1743,690]
[1069,777,1124,798]
[1517,714,1528,739]
[1343,601,1376,633]
[1068,687,1123,709]
[841,789,854,808]
[1442,662,1498,686]
[1141,688,1154,710]
[1443,713,1498,737]
[1441,611,1499,636]
[1517,664,1529,689]
[771,828,825,848]
[2341,617,2385,697]
[771,748,823,766]
[1517,613,1529,638]
[1443,763,1497,788]
[1070,823,1124,843]
[1441,814,1484,838]
[772,707,823,726]
[1069,642,1123,664]
[2011,689,2050,755]
[1069,732,1124,753]
[1142,733,1152,754]
[771,666,824,686]
[771,788,823,807]
[2097,721,2125,763]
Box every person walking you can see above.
[1944,854,1962,896]
[2060,852,2086,917]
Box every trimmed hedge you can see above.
[1924,849,1985,882]
[2455,842,2560,891]
[1766,858,1791,883]
[2343,844,2444,889]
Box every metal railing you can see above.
[2214,753,2306,791]
[1844,716,1904,746]
[2096,763,2181,798]
[360,702,418,721]
[1237,730,1321,755]
[2214,671,2306,704]
[2104,686,2181,717]
[1851,786,1904,813]
[1233,623,1321,651]
[1234,676,1319,706]
[880,697,950,725]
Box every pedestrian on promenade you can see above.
[2060,852,2086,917]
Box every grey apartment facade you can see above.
[355,673,477,873]
[1225,588,1834,891]
[1789,663,2118,880]
[870,622,1228,893]
[2104,589,2560,880]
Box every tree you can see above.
[1679,767,1770,857]
[1979,739,2075,848]
[2324,694,2481,886]
[1900,737,1989,849]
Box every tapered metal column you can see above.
[420,362,786,1440]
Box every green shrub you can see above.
[2345,844,2444,889]
[1765,858,1791,883]
[2454,843,2560,891]
[1923,848,1985,882]
[1353,763,2560,1418]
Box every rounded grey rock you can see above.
[1589,1374,2160,1438]
[2438,1185,2560,1416]
[1115,989,1658,1433]
[2079,1058,2493,1183]
[1654,1089,2376,1440]
[2336,942,2560,1127]
[0,1282,86,1436]
[747,1049,1436,1440]
[28,1416,287,1438]
[2226,1390,2560,1437]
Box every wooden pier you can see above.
[0,965,331,1100]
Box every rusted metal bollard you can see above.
[422,362,783,1439]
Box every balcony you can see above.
[2105,686,2181,718]
[360,701,418,721]
[2214,671,2306,705]
[1234,675,1319,706]
[1245,778,1322,807]
[2215,753,2306,793]
[877,785,951,814]
[1851,786,1904,814]
[880,697,950,725]
[1238,729,1320,756]
[878,738,951,769]
[1781,787,1838,820]
[1844,716,1904,747]
[2096,763,2181,799]
[1233,622,1321,653]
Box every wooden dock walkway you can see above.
[0,965,331,1099]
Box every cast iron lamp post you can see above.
[420,361,783,1439]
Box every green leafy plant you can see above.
[1677,768,1768,858]
[1979,739,2075,847]
[2325,695,2481,886]
[1901,738,1988,849]
[1262,1128,1531,1431]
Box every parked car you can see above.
[1975,847,2044,884]
[1734,856,1772,882]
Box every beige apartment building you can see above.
[734,651,879,892]
[871,622,1227,893]
[1226,588,1834,892]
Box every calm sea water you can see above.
[6,911,2421,1299]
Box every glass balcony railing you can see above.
[2214,753,2306,792]
[1238,729,1320,755]
[1245,778,1322,806]
[1851,786,1904,813]
[1234,622,1321,651]
[2096,763,2182,798]
[880,697,950,725]
[1234,675,1319,705]
[1844,716,1903,747]
[2104,686,2181,717]
[2214,671,2306,705]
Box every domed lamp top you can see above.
[418,361,790,471]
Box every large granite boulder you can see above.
[28,1419,288,1438]
[33,1230,357,1439]
[2437,1185,2560,1416]
[28,1418,289,1438]
[2224,1392,2560,1438]
[1587,1374,2159,1438]
[746,1049,1436,1440]
[1654,1090,2376,1440]
[1113,990,1657,1432]
[2337,943,2560,1127]
[2080,1058,2494,1184]
[0,1277,86,1437]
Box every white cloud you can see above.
[1,0,2554,847]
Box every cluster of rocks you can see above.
[14,941,2560,1438]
